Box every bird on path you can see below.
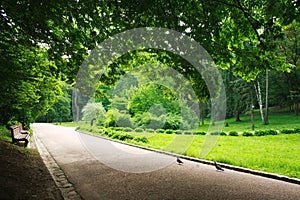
[176,157,184,165]
[214,161,224,171]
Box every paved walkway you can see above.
[31,123,300,200]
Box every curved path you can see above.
[31,123,300,200]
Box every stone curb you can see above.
[32,134,83,200]
[78,131,300,185]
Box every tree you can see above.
[81,102,106,126]
[37,82,72,123]
[276,21,300,115]
[1,0,299,127]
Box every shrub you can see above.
[184,131,192,135]
[113,127,123,131]
[255,130,266,136]
[242,131,253,136]
[134,127,144,132]
[107,131,115,137]
[123,127,133,132]
[220,132,227,136]
[266,130,278,135]
[156,129,165,133]
[117,114,135,128]
[165,129,174,134]
[281,129,296,134]
[163,115,181,130]
[294,128,300,133]
[174,130,183,134]
[134,137,148,143]
[194,131,206,135]
[112,133,134,141]
[145,128,155,133]
[229,131,238,136]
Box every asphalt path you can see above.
[31,123,300,200]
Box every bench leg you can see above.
[24,140,28,147]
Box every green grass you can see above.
[206,134,300,178]
[55,122,78,127]
[197,110,300,133]
[0,125,11,141]
[138,133,299,178]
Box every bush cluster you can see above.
[134,127,144,132]
[280,129,296,134]
[255,130,278,136]
[229,131,238,136]
[134,137,148,143]
[165,129,174,134]
[145,128,155,133]
[242,131,253,136]
[102,129,148,143]
[156,129,165,133]
[123,127,133,132]
[194,131,206,135]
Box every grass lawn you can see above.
[197,110,300,133]
[141,134,299,178]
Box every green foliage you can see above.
[122,127,133,132]
[220,132,227,136]
[156,129,165,133]
[134,137,148,143]
[112,133,134,141]
[294,128,300,133]
[266,130,278,135]
[105,109,121,127]
[210,132,223,136]
[105,109,134,128]
[255,129,278,136]
[37,82,72,123]
[134,127,144,132]
[0,126,11,141]
[254,130,266,136]
[145,128,155,133]
[280,129,296,134]
[242,131,253,137]
[82,102,106,125]
[117,114,135,128]
[164,129,174,134]
[0,44,62,126]
[229,131,239,136]
[163,114,181,130]
[174,130,183,134]
[194,131,206,135]
[183,131,192,135]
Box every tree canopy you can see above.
[1,0,299,126]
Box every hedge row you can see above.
[100,129,148,143]
[86,126,300,138]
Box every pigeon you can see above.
[177,157,184,165]
[214,161,224,171]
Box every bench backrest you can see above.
[9,125,21,139]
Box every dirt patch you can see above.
[0,139,62,199]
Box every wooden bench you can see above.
[9,124,30,147]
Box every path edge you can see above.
[32,134,83,200]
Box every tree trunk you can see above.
[264,70,269,124]
[200,101,205,125]
[254,79,265,124]
[235,111,241,122]
[73,89,80,122]
[251,82,255,131]
[235,100,241,122]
